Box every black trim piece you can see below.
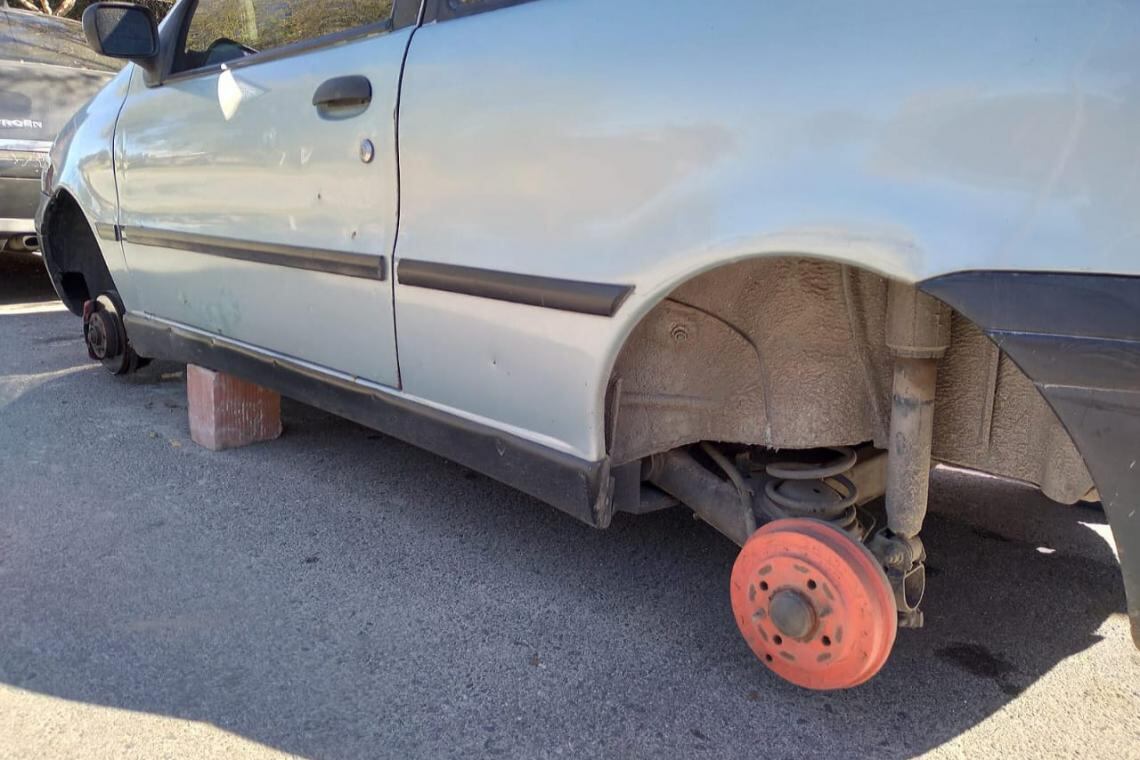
[990,332,1140,393]
[121,226,386,281]
[124,313,606,526]
[922,270,1140,341]
[1035,384,1140,650]
[922,270,1140,649]
[398,259,632,316]
[145,0,195,88]
[393,0,425,29]
[95,223,120,242]
[423,0,537,23]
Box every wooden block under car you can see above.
[187,364,283,451]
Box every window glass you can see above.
[181,0,393,71]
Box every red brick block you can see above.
[187,365,282,451]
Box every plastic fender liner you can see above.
[922,271,1140,648]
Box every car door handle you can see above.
[312,75,372,109]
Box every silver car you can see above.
[38,0,1140,690]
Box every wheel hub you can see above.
[82,295,142,375]
[730,518,897,690]
[85,310,118,360]
[768,590,817,641]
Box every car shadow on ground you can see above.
[0,252,56,307]
[0,268,1132,758]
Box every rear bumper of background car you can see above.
[923,271,1140,649]
[0,175,40,236]
[0,142,51,240]
[0,215,36,236]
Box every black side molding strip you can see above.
[124,313,608,527]
[121,226,387,281]
[398,259,632,316]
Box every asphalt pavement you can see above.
[1,253,1137,759]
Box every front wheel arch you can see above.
[39,190,116,316]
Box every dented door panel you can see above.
[116,29,411,386]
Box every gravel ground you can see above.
[1,254,1138,759]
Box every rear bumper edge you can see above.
[922,271,1140,649]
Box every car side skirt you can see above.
[921,271,1140,649]
[124,312,607,527]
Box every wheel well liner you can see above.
[606,256,1093,505]
[40,191,116,316]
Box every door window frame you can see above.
[151,0,424,86]
[422,0,536,23]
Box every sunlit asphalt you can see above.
[1,253,1137,759]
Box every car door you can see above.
[115,0,416,387]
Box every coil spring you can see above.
[762,446,864,537]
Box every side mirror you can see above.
[82,2,159,70]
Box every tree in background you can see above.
[5,0,175,21]
[7,0,79,16]
[184,0,391,53]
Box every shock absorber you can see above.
[760,447,866,539]
[869,281,951,628]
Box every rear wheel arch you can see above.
[600,253,1093,504]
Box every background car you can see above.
[0,0,115,254]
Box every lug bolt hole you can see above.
[765,654,773,662]
[807,579,817,590]
[759,581,769,591]
[822,635,831,647]
[773,635,783,645]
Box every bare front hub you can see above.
[82,294,143,376]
